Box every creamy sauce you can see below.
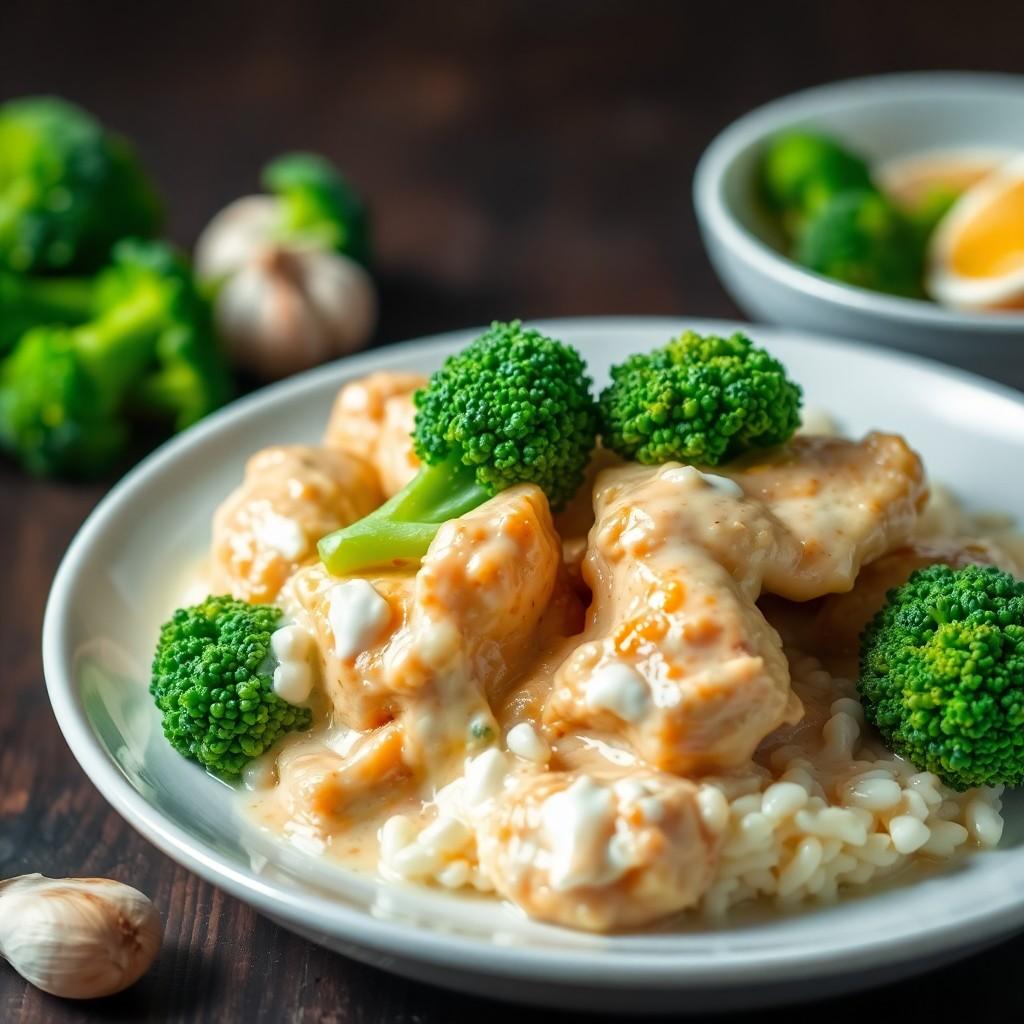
[226,373,1010,933]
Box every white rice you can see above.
[377,649,1004,919]
[694,652,1003,919]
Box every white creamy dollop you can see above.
[585,662,650,723]
[327,579,391,659]
[661,464,744,498]
[270,623,314,704]
[463,748,509,807]
[255,511,309,560]
[541,776,631,891]
[506,723,550,764]
[798,404,840,437]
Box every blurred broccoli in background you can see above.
[796,189,925,298]
[0,270,94,353]
[0,97,162,274]
[761,130,874,233]
[759,130,932,299]
[262,152,370,266]
[0,239,231,477]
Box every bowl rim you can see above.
[693,70,1024,333]
[40,316,1024,992]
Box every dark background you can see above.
[3,2,1023,1021]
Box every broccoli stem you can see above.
[2,272,94,317]
[0,272,94,350]
[318,457,491,575]
[75,281,165,396]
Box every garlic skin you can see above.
[195,196,377,380]
[0,874,162,1000]
[195,195,282,282]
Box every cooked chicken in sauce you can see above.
[211,445,382,603]
[323,370,425,496]
[221,370,1010,932]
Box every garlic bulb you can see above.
[196,195,377,380]
[0,874,162,999]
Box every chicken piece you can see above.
[544,462,800,775]
[284,485,562,776]
[210,445,382,603]
[541,434,925,775]
[275,722,408,833]
[323,370,426,495]
[804,537,1018,660]
[726,433,927,600]
[476,770,719,931]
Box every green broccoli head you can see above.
[0,96,161,273]
[796,189,925,298]
[262,151,370,266]
[761,130,874,229]
[599,330,802,467]
[860,563,1024,791]
[0,239,231,477]
[151,595,312,777]
[412,320,599,506]
[319,320,598,574]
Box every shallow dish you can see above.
[693,73,1024,385]
[43,317,1024,1013]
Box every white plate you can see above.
[43,317,1024,1014]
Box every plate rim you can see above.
[41,315,1024,991]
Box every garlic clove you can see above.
[297,247,377,354]
[214,244,377,380]
[195,195,281,282]
[215,251,333,379]
[0,874,162,1000]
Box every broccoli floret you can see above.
[97,240,234,430]
[0,97,161,273]
[151,595,312,777]
[598,330,802,467]
[319,320,598,574]
[860,563,1024,791]
[761,130,874,232]
[0,270,94,353]
[796,189,925,298]
[0,239,231,477]
[262,152,370,266]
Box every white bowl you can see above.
[693,73,1024,385]
[43,317,1024,1014]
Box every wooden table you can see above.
[3,2,1023,1020]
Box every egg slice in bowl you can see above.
[928,154,1024,311]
